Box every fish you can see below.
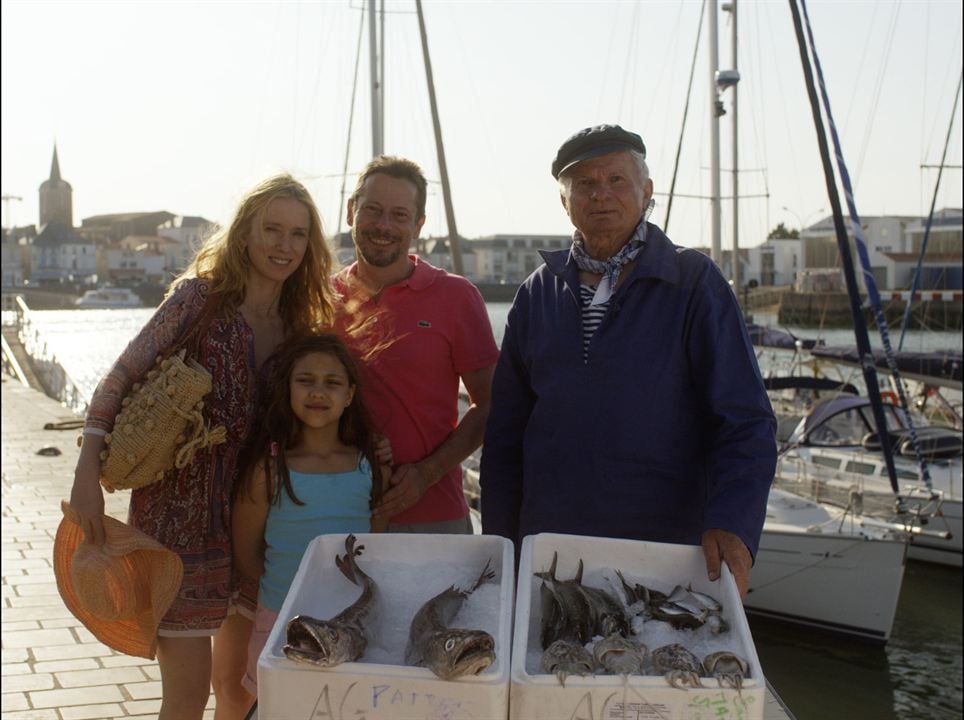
[537,553,597,685]
[283,534,377,668]
[668,585,714,617]
[537,554,594,647]
[614,570,669,612]
[649,601,705,630]
[592,634,647,675]
[686,584,723,614]
[542,639,594,687]
[652,643,705,689]
[705,612,730,635]
[703,650,749,692]
[578,583,632,639]
[405,559,497,680]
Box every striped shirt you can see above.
[579,284,608,361]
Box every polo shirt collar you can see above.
[342,254,437,293]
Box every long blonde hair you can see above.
[170,173,335,332]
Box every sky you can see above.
[1,0,961,253]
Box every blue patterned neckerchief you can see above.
[570,199,655,306]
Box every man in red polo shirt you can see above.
[332,155,499,532]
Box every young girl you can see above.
[232,332,389,695]
[69,174,335,720]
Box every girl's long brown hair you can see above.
[238,332,384,509]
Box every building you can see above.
[796,212,962,290]
[99,243,166,285]
[467,234,570,284]
[157,215,217,271]
[38,146,72,228]
[2,232,24,287]
[30,222,97,284]
[80,211,176,245]
[746,236,800,287]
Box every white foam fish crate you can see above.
[510,533,765,720]
[257,532,514,720]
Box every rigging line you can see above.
[298,2,342,165]
[292,0,301,166]
[749,5,772,236]
[446,5,518,231]
[854,0,902,187]
[664,0,706,232]
[797,0,933,499]
[923,19,962,164]
[595,0,622,119]
[616,0,641,121]
[250,2,285,176]
[642,0,687,131]
[841,0,881,136]
[788,0,905,504]
[762,1,804,213]
[920,1,931,180]
[899,69,963,351]
[335,9,367,240]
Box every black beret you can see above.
[551,124,646,179]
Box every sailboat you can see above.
[680,1,916,641]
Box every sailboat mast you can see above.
[368,0,383,157]
[415,0,464,276]
[729,0,740,289]
[708,0,722,265]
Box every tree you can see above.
[768,222,799,239]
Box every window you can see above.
[808,408,868,446]
[845,461,875,475]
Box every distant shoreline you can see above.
[4,281,522,310]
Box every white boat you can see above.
[74,287,143,309]
[747,488,908,643]
[777,395,962,567]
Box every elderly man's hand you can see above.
[701,528,752,599]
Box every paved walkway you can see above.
[1,378,216,719]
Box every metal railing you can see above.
[12,295,88,416]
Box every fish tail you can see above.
[336,534,364,585]
[534,551,559,582]
[470,558,496,593]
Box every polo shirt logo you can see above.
[417,320,432,328]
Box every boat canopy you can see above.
[746,323,822,351]
[810,346,963,390]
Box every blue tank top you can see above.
[259,456,373,611]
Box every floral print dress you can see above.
[85,278,270,634]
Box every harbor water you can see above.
[11,305,964,719]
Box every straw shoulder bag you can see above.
[99,299,226,492]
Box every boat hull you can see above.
[747,524,907,643]
[776,447,962,567]
[906,497,962,567]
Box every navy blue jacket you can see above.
[480,224,776,557]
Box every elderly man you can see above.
[480,125,776,595]
[333,155,499,532]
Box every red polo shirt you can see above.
[332,257,500,524]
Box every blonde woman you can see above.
[69,174,335,719]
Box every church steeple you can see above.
[39,143,73,228]
[50,145,62,183]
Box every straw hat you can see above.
[53,501,183,659]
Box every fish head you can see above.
[592,635,647,675]
[542,639,594,686]
[421,629,496,680]
[283,617,366,668]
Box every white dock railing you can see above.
[10,295,88,417]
